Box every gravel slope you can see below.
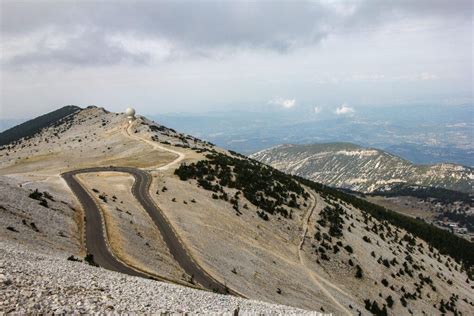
[0,240,319,315]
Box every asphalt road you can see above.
[62,166,235,295]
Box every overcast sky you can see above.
[0,0,472,118]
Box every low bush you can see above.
[175,152,309,219]
[67,255,81,262]
[84,254,99,267]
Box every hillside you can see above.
[1,107,473,314]
[0,240,313,314]
[0,105,81,146]
[251,143,473,193]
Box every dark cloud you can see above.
[1,0,472,67]
[5,30,149,68]
[1,1,332,49]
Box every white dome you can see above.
[125,107,136,116]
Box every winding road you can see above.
[62,166,237,295]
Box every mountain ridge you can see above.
[0,105,81,146]
[251,142,473,193]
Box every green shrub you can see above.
[29,189,49,207]
[296,176,474,271]
[344,245,353,253]
[84,254,98,267]
[355,265,363,278]
[319,205,345,238]
[67,255,81,262]
[175,152,309,219]
[386,295,394,308]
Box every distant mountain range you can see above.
[155,104,474,166]
[251,143,473,193]
[3,104,472,166]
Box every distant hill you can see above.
[0,105,81,146]
[251,143,473,193]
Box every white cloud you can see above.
[419,72,438,81]
[335,103,355,115]
[314,106,322,113]
[0,1,471,117]
[269,97,296,108]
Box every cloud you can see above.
[4,29,150,68]
[269,97,296,109]
[419,72,438,81]
[0,1,332,67]
[1,0,471,67]
[335,104,355,115]
[341,0,473,29]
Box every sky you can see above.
[0,0,472,119]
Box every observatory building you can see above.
[126,107,136,123]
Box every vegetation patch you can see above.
[371,184,471,204]
[6,226,18,232]
[317,205,345,238]
[296,176,474,274]
[364,299,388,316]
[84,254,99,267]
[28,189,50,208]
[67,255,81,262]
[175,153,309,218]
[438,211,473,233]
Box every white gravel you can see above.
[0,240,320,315]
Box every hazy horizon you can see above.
[3,103,472,167]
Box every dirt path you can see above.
[298,189,353,316]
[299,187,316,251]
[124,121,185,171]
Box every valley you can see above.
[156,105,474,167]
[363,192,473,242]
